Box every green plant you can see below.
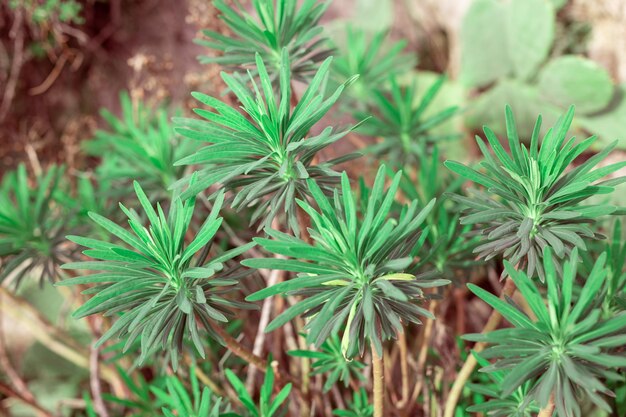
[102,367,156,416]
[225,361,291,417]
[331,28,415,106]
[581,220,626,316]
[0,164,75,287]
[9,0,84,25]
[90,365,234,417]
[446,106,626,280]
[333,388,373,417]
[59,181,255,367]
[85,92,197,199]
[399,148,479,280]
[355,76,458,165]
[197,0,332,82]
[466,352,540,417]
[7,1,626,417]
[174,50,357,234]
[244,166,447,357]
[154,366,232,417]
[289,333,366,392]
[81,392,98,417]
[69,174,117,226]
[467,248,626,417]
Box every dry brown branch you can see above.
[0,381,55,417]
[0,8,25,123]
[89,343,110,417]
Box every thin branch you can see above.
[245,266,282,389]
[443,278,517,417]
[89,344,109,417]
[209,319,305,402]
[0,381,54,417]
[194,366,226,397]
[0,286,118,386]
[407,299,438,409]
[0,8,25,122]
[209,320,267,371]
[28,52,68,95]
[395,330,410,409]
[330,385,345,410]
[0,326,34,406]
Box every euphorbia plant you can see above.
[331,28,415,107]
[174,51,357,234]
[197,0,333,81]
[355,76,459,165]
[225,360,292,417]
[446,105,626,281]
[60,181,255,368]
[289,333,366,393]
[466,352,540,417]
[468,248,626,417]
[84,92,197,200]
[443,106,626,417]
[153,366,232,417]
[243,166,449,416]
[0,164,76,287]
[399,148,479,279]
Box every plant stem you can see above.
[396,331,410,408]
[209,321,267,371]
[209,303,305,399]
[90,344,110,417]
[0,328,37,408]
[246,266,281,389]
[538,394,555,417]
[371,343,385,417]
[0,381,54,417]
[443,277,517,417]
[408,300,439,410]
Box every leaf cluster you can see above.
[289,333,366,392]
[244,166,448,357]
[226,361,291,417]
[0,164,77,287]
[355,76,458,165]
[197,0,333,82]
[175,50,357,234]
[85,92,197,199]
[467,248,626,417]
[446,106,626,280]
[466,352,540,417]
[333,388,372,417]
[154,366,232,417]
[331,28,415,106]
[581,220,626,315]
[398,148,480,281]
[60,181,255,367]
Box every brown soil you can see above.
[0,0,212,173]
